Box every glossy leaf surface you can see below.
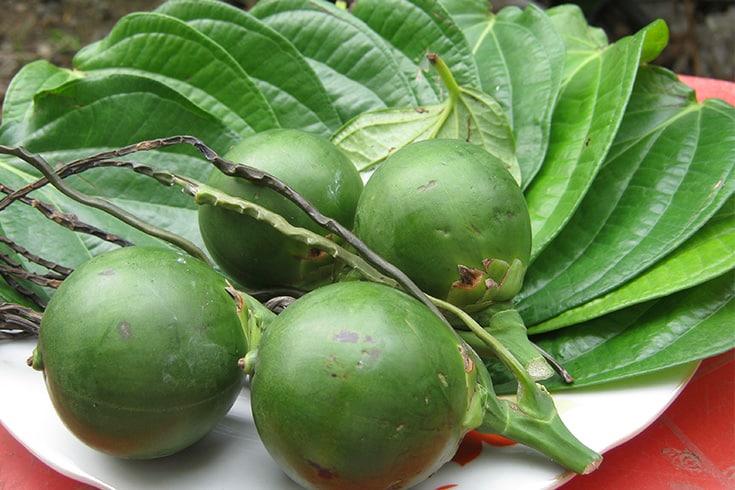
[518,67,735,326]
[352,0,481,94]
[523,23,646,258]
[73,11,278,136]
[528,200,734,334]
[155,0,341,137]
[450,3,566,186]
[332,73,517,180]
[535,273,734,390]
[251,0,427,121]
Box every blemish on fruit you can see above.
[307,247,328,260]
[333,330,359,343]
[417,179,437,192]
[363,348,381,361]
[117,321,132,340]
[458,344,474,373]
[224,281,244,314]
[308,460,336,480]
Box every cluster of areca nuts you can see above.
[32,129,600,489]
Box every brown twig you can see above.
[0,139,574,381]
[0,137,448,323]
[0,144,208,264]
[0,234,73,278]
[0,183,134,247]
[0,267,48,310]
[0,303,42,337]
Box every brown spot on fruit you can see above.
[417,179,437,191]
[117,321,132,340]
[453,265,483,289]
[458,344,474,373]
[332,330,359,343]
[308,460,337,480]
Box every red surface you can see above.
[0,77,733,490]
[562,350,735,490]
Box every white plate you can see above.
[0,337,697,490]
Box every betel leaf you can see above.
[0,156,146,281]
[548,5,668,81]
[544,4,609,82]
[517,66,735,326]
[251,0,428,122]
[72,11,279,137]
[0,73,241,270]
[0,60,82,125]
[0,276,40,309]
[1,73,239,157]
[436,0,490,32]
[0,154,202,274]
[488,272,734,392]
[331,104,443,174]
[444,2,566,187]
[331,55,518,182]
[351,0,481,94]
[533,272,735,390]
[154,0,341,137]
[0,207,60,308]
[523,16,656,259]
[528,198,734,334]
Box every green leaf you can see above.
[331,56,517,181]
[0,275,41,307]
[546,4,609,81]
[0,220,51,308]
[73,11,279,136]
[1,61,82,125]
[0,157,140,272]
[251,0,426,122]
[518,67,735,326]
[529,199,735,334]
[640,19,669,63]
[331,103,441,173]
[523,23,650,258]
[456,4,566,186]
[435,0,490,32]
[2,74,239,154]
[488,272,734,392]
[547,7,665,78]
[154,0,341,137]
[351,0,481,92]
[0,74,242,269]
[534,273,735,390]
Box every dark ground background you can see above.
[1,0,733,111]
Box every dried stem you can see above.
[0,234,73,278]
[0,145,209,265]
[0,262,63,288]
[0,137,447,323]
[0,270,47,310]
[0,235,72,308]
[0,183,133,247]
[0,139,573,385]
[191,140,448,322]
[0,303,42,337]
